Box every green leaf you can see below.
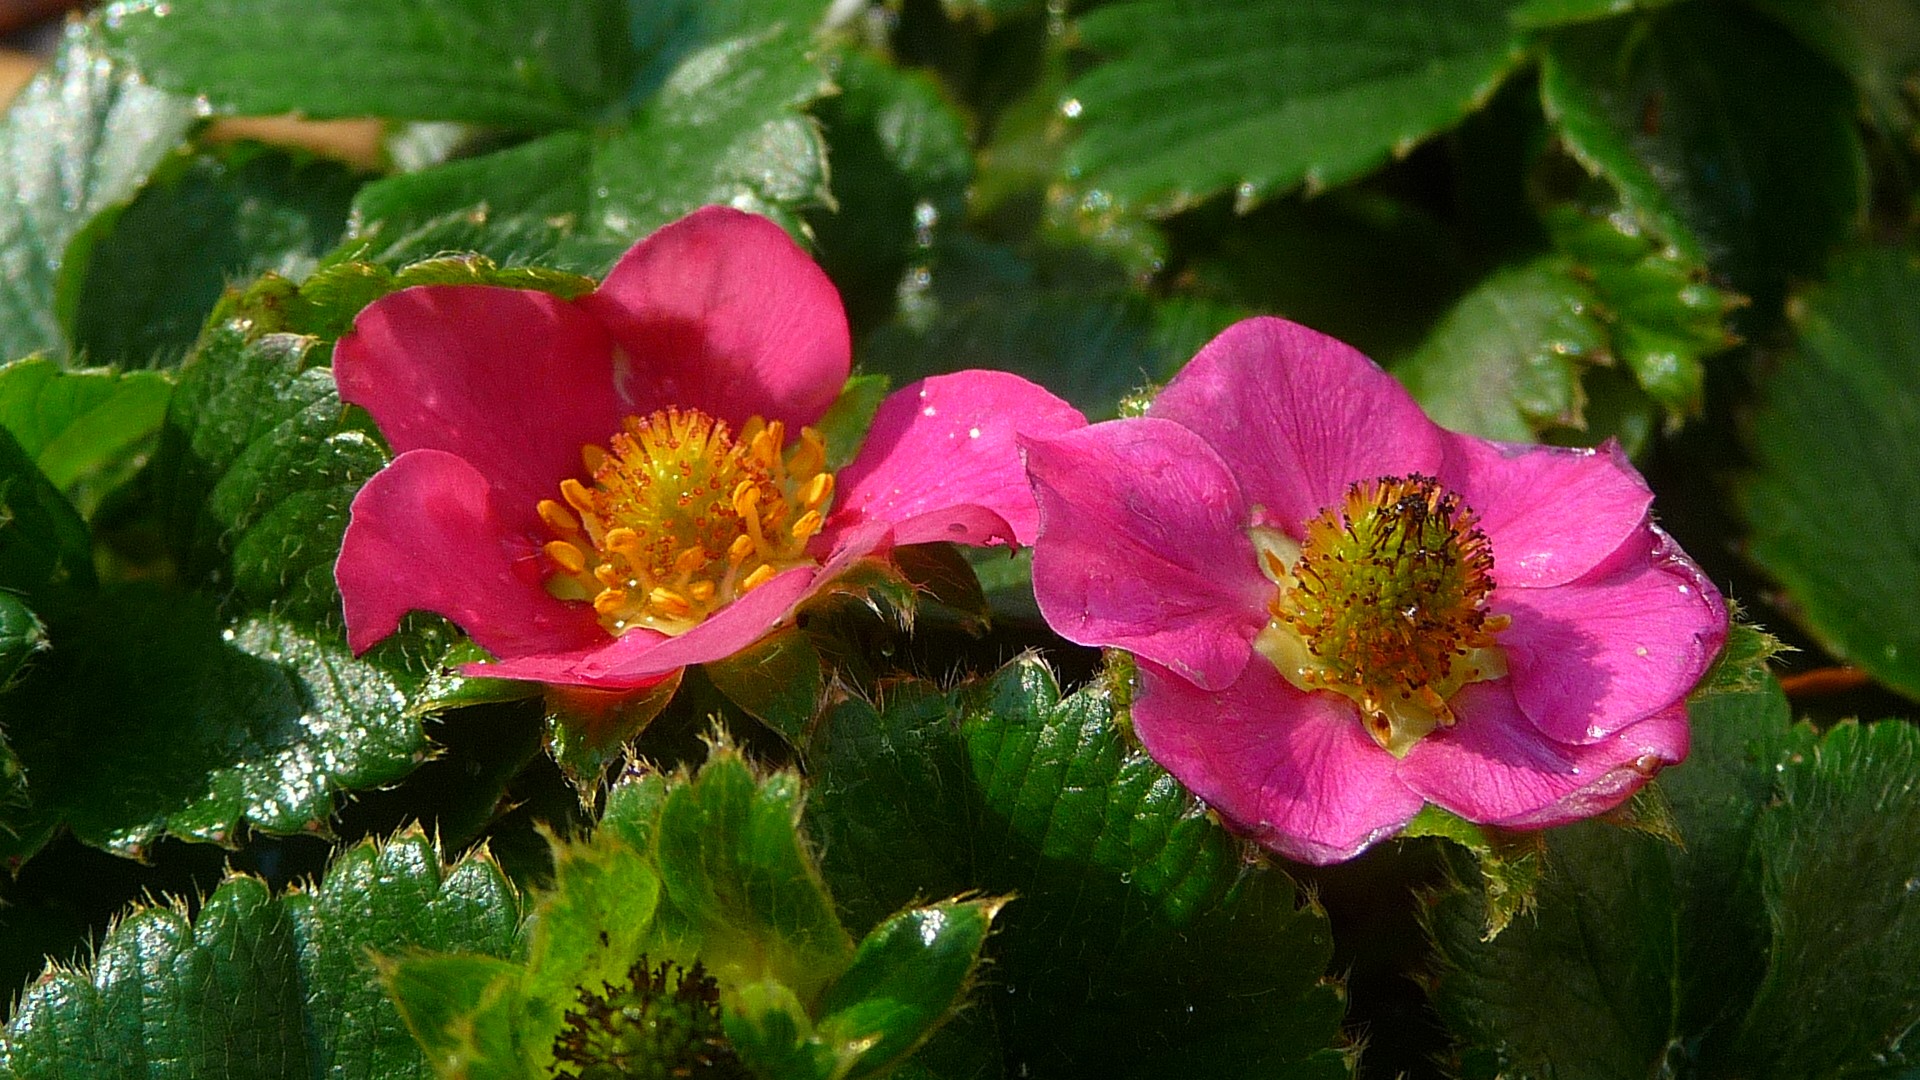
[1393,258,1605,442]
[65,145,362,368]
[0,357,171,495]
[815,373,889,472]
[1539,2,1866,304]
[1400,805,1545,940]
[380,953,527,1080]
[0,19,193,361]
[1742,245,1920,701]
[341,130,593,271]
[545,673,685,792]
[863,237,1238,419]
[1064,0,1526,212]
[1509,0,1681,28]
[651,743,854,1004]
[101,0,633,127]
[815,899,1001,1080]
[704,626,826,745]
[1730,719,1920,1077]
[1,833,520,1076]
[0,429,95,597]
[0,588,448,862]
[1544,202,1741,416]
[1427,626,1920,1077]
[0,590,45,690]
[572,17,832,268]
[1749,0,1920,134]
[148,321,383,620]
[807,49,973,333]
[807,657,1349,1076]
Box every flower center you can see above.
[1254,474,1509,757]
[536,408,833,637]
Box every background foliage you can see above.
[0,0,1917,1077]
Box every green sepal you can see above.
[705,626,827,746]
[1402,805,1546,941]
[545,672,686,793]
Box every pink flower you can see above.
[1023,317,1726,864]
[334,206,1085,690]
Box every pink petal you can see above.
[336,450,607,658]
[335,284,625,532]
[1133,659,1425,865]
[470,566,818,689]
[1439,435,1654,588]
[1148,317,1445,531]
[579,206,851,431]
[1024,419,1271,691]
[1400,682,1687,828]
[1499,525,1728,744]
[828,371,1087,549]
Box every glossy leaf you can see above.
[0,357,170,495]
[0,833,520,1077]
[0,429,94,598]
[0,19,193,361]
[704,626,826,745]
[100,0,633,127]
[65,146,361,367]
[1064,0,1526,212]
[807,657,1349,1077]
[1742,246,1920,701]
[0,590,445,861]
[1540,3,1866,304]
[1394,258,1603,443]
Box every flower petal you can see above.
[1499,525,1727,744]
[470,566,818,689]
[335,284,624,531]
[336,449,607,658]
[828,371,1087,549]
[1400,682,1687,828]
[580,206,851,430]
[1149,317,1445,530]
[1440,435,1654,588]
[1024,418,1270,691]
[1133,659,1424,865]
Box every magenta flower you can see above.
[334,206,1085,689]
[1023,317,1726,864]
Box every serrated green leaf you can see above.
[1742,245,1920,701]
[341,130,593,271]
[65,145,361,368]
[380,953,527,1080]
[0,429,95,598]
[704,627,826,745]
[0,357,170,497]
[1,834,519,1077]
[1545,203,1740,416]
[653,746,854,1005]
[808,49,973,333]
[807,657,1348,1076]
[0,19,193,361]
[571,17,833,269]
[1401,805,1545,940]
[1394,257,1605,442]
[0,589,443,862]
[1730,719,1920,1076]
[1427,626,1920,1077]
[1540,3,1866,304]
[148,321,379,619]
[1063,0,1525,212]
[101,0,633,127]
[816,899,1000,1080]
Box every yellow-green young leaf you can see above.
[0,834,521,1078]
[1063,0,1526,213]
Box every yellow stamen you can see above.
[544,540,587,575]
[791,510,824,541]
[649,587,692,617]
[741,564,777,592]
[537,499,580,534]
